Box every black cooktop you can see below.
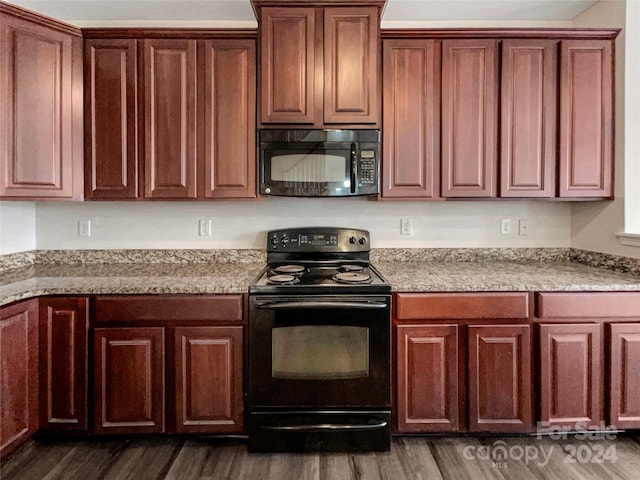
[250,227,391,295]
[249,262,391,295]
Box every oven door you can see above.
[249,295,391,408]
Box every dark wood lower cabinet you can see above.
[539,323,602,429]
[94,327,165,434]
[175,326,243,433]
[0,300,38,461]
[39,297,89,432]
[396,324,460,432]
[468,325,532,432]
[609,323,640,429]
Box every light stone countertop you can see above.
[0,263,265,307]
[375,260,640,292]
[3,248,640,307]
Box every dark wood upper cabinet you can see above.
[539,323,602,428]
[175,326,243,433]
[500,40,557,198]
[609,323,640,429]
[396,324,459,432]
[94,327,165,434]
[441,39,498,198]
[259,7,316,124]
[468,324,532,432]
[256,2,381,127]
[324,7,379,124]
[84,39,138,199]
[559,39,613,198]
[39,297,89,432]
[0,11,83,200]
[203,39,256,199]
[0,300,38,461]
[382,39,440,199]
[143,39,198,199]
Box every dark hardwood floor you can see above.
[2,435,640,479]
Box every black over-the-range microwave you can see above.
[258,129,381,197]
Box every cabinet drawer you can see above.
[396,293,529,320]
[95,295,243,323]
[536,292,640,318]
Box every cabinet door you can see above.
[468,324,532,432]
[539,323,602,428]
[143,39,197,198]
[94,327,165,434]
[559,40,613,198]
[0,14,82,199]
[175,326,243,433]
[203,39,256,199]
[39,297,88,432]
[609,323,640,429]
[85,39,138,199]
[324,7,379,125]
[441,39,498,197]
[259,7,316,124]
[396,325,459,432]
[382,40,440,199]
[500,40,557,198]
[0,300,37,461]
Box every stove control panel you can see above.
[267,227,370,252]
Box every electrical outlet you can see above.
[400,218,413,236]
[199,219,212,237]
[78,220,91,237]
[518,218,529,236]
[500,218,512,235]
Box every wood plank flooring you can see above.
[2,435,640,480]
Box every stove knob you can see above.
[349,236,357,244]
[270,236,279,247]
[359,237,367,245]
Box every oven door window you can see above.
[272,325,369,380]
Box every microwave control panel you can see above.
[359,150,377,186]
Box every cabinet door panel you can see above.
[94,327,165,434]
[441,39,498,197]
[539,323,602,428]
[382,40,440,199]
[260,7,315,124]
[144,39,197,198]
[609,323,640,429]
[175,326,243,433]
[396,325,459,432]
[85,39,138,199]
[39,297,88,431]
[0,16,79,198]
[468,325,532,432]
[501,40,556,198]
[559,40,613,198]
[324,7,379,124]
[203,39,256,199]
[0,300,37,461]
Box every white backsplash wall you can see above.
[35,199,571,250]
[0,201,37,254]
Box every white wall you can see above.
[0,201,36,254]
[569,0,640,257]
[35,200,570,250]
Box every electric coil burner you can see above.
[248,227,391,453]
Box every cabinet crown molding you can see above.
[0,2,81,36]
[381,28,620,39]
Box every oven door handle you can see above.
[260,421,388,432]
[254,301,388,310]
